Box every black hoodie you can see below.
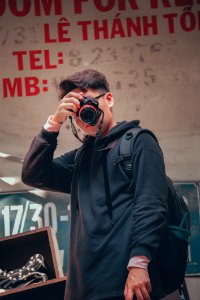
[22,120,168,300]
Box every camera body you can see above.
[76,96,102,126]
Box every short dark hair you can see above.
[58,69,110,99]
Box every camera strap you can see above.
[94,109,104,146]
[69,116,84,143]
[102,150,114,227]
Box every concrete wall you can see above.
[0,1,199,182]
[0,1,199,298]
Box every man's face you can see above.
[72,88,116,137]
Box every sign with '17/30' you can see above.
[0,190,70,274]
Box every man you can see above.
[21,69,168,300]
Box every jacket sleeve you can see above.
[129,133,168,262]
[21,128,77,194]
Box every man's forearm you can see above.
[44,115,63,132]
[127,256,150,270]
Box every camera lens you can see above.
[80,106,97,125]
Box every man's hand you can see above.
[124,267,152,300]
[51,91,83,124]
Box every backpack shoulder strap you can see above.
[119,127,158,176]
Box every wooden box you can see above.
[0,227,66,299]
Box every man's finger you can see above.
[146,281,152,294]
[135,288,144,300]
[65,91,83,100]
[124,283,128,296]
[141,286,151,300]
[125,286,134,300]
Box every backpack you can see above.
[118,127,191,299]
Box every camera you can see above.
[76,96,102,126]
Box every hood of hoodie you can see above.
[84,120,140,148]
[103,120,140,141]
